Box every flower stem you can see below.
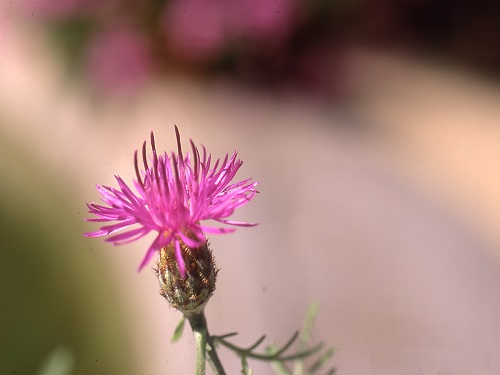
[188,313,207,375]
[206,333,226,375]
[187,311,226,375]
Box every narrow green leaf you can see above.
[265,344,278,355]
[270,360,292,375]
[301,302,319,349]
[215,332,239,340]
[295,301,320,375]
[273,331,299,357]
[36,346,74,375]
[278,342,324,362]
[241,356,253,375]
[267,346,291,375]
[308,347,335,374]
[244,335,267,351]
[171,316,186,343]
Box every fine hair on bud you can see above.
[157,238,218,317]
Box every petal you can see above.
[137,235,162,271]
[98,218,138,233]
[106,227,150,244]
[179,230,205,248]
[214,218,258,226]
[198,224,236,234]
[83,229,110,238]
[175,240,186,278]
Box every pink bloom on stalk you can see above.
[84,127,258,277]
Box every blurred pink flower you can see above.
[161,0,298,61]
[226,0,297,42]
[21,0,116,18]
[85,128,258,276]
[22,0,84,17]
[85,27,152,92]
[162,0,227,61]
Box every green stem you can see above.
[206,335,227,375]
[213,332,323,362]
[188,313,207,375]
[187,311,226,375]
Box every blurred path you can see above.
[345,51,500,257]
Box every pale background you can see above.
[1,4,500,374]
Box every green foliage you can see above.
[0,129,136,375]
[47,18,95,74]
[36,347,74,375]
[208,303,336,375]
[171,316,186,343]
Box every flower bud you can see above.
[157,238,217,317]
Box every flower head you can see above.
[85,127,257,276]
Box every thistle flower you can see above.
[84,127,257,277]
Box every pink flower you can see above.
[21,0,118,18]
[161,0,227,62]
[85,127,258,276]
[85,27,152,93]
[226,0,297,43]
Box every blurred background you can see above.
[1,0,500,374]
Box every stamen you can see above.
[174,125,183,161]
[190,140,199,179]
[142,141,149,171]
[151,131,158,169]
[171,152,182,191]
[134,150,143,187]
[161,158,170,199]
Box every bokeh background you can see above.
[1,1,500,374]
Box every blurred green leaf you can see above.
[36,346,74,375]
[241,356,252,375]
[171,316,186,343]
[308,348,336,374]
[0,128,135,375]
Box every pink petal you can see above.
[175,240,186,278]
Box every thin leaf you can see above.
[270,360,292,375]
[36,346,74,375]
[295,302,320,375]
[308,347,335,374]
[301,302,319,349]
[171,316,186,343]
[278,342,324,362]
[272,331,299,357]
[244,335,267,351]
[216,332,239,340]
[241,356,253,375]
[267,345,292,375]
